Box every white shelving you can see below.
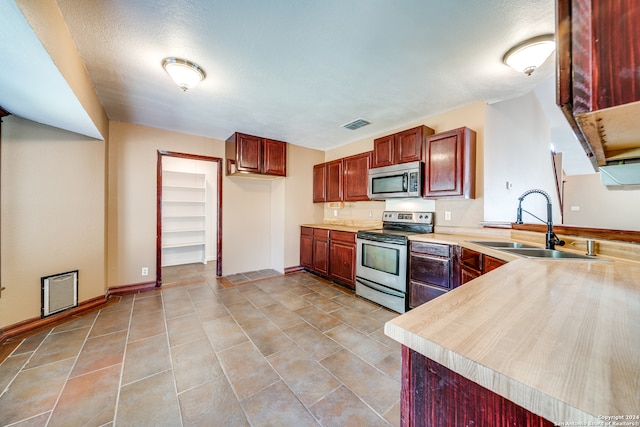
[161,171,207,267]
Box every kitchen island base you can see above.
[401,346,553,427]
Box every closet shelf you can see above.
[162,242,205,249]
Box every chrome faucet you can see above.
[515,189,565,250]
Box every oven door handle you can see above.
[356,277,405,298]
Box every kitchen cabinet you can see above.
[300,227,356,288]
[372,125,435,168]
[423,127,476,199]
[312,164,327,202]
[460,247,507,285]
[329,230,356,288]
[313,152,372,203]
[300,227,330,276]
[226,132,286,177]
[342,152,371,201]
[300,227,314,269]
[557,0,640,167]
[325,159,343,202]
[408,241,458,308]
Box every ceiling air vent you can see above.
[342,118,371,130]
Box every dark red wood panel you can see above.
[372,134,395,168]
[401,346,554,427]
[262,138,286,176]
[236,133,262,173]
[313,163,327,203]
[396,127,423,164]
[325,159,343,202]
[343,152,371,201]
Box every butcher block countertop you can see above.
[385,235,640,424]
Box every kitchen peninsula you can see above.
[385,237,640,425]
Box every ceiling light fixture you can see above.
[503,35,556,76]
[162,57,206,91]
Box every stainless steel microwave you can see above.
[367,161,423,200]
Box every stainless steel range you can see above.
[356,211,433,313]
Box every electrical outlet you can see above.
[141,267,149,276]
[444,211,452,221]
[570,206,580,211]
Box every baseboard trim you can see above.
[284,266,304,275]
[107,281,157,297]
[0,295,107,345]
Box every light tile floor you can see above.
[0,264,401,426]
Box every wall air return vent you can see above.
[41,270,78,317]
[342,118,371,130]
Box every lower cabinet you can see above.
[460,247,507,285]
[401,346,554,426]
[409,241,458,308]
[329,231,356,289]
[300,227,356,289]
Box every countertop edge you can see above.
[383,321,597,424]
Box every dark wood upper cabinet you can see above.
[423,127,476,199]
[372,134,395,167]
[325,159,343,202]
[313,151,372,203]
[557,0,640,167]
[226,132,286,177]
[343,152,371,201]
[262,138,287,176]
[372,125,434,168]
[313,163,328,203]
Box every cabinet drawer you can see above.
[409,281,448,308]
[301,226,313,236]
[410,253,450,289]
[410,241,451,257]
[313,228,330,239]
[330,230,356,243]
[461,247,482,271]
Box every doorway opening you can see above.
[156,150,222,286]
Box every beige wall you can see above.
[323,102,486,227]
[563,173,640,231]
[1,116,106,328]
[108,121,322,283]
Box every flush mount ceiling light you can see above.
[503,35,556,76]
[162,57,206,91]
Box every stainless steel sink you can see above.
[498,247,605,260]
[469,241,540,249]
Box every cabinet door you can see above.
[313,163,327,203]
[395,127,424,164]
[263,139,286,176]
[300,230,314,269]
[325,159,343,202]
[461,266,481,285]
[312,237,330,276]
[372,135,395,168]
[483,255,506,274]
[343,152,371,201]
[424,127,476,199]
[329,240,356,288]
[235,133,262,173]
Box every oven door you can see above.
[356,237,407,292]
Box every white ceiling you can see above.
[2,0,593,174]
